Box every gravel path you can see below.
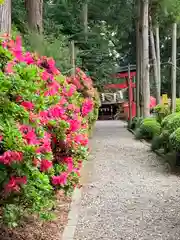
[74,121,180,240]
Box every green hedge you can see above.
[154,104,170,123]
[130,117,143,130]
[169,127,180,152]
[151,112,180,153]
[135,118,161,140]
[162,113,180,133]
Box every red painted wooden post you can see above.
[127,64,132,126]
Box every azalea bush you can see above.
[0,35,98,227]
[67,67,100,136]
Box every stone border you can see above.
[61,187,82,240]
[61,156,92,240]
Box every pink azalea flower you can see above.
[36,133,52,153]
[16,95,23,103]
[63,84,77,97]
[68,119,81,132]
[24,52,34,64]
[21,101,34,111]
[49,106,65,119]
[5,62,14,74]
[12,36,24,61]
[40,159,53,172]
[67,162,73,172]
[0,151,23,165]
[24,130,38,145]
[59,96,67,105]
[74,134,89,146]
[47,58,55,68]
[82,98,93,116]
[62,157,73,164]
[4,176,27,193]
[76,67,81,73]
[41,70,50,81]
[44,81,60,96]
[52,172,68,186]
[61,114,68,120]
[4,177,20,193]
[14,176,27,185]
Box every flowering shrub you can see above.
[67,67,100,136]
[0,35,98,226]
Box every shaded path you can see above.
[74,121,180,240]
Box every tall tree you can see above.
[162,0,180,111]
[135,0,140,118]
[0,0,11,33]
[155,26,161,96]
[149,15,160,104]
[83,1,88,42]
[171,22,177,112]
[142,0,150,117]
[25,0,43,33]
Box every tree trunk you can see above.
[155,25,161,98]
[142,0,150,117]
[136,0,140,118]
[25,0,43,33]
[139,1,144,116]
[149,16,160,104]
[0,0,11,34]
[83,2,88,42]
[127,64,132,127]
[171,22,177,113]
[71,40,76,77]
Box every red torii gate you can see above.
[104,70,136,119]
[105,71,136,89]
[104,68,156,119]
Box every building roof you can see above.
[114,65,136,74]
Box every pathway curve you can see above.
[74,121,180,240]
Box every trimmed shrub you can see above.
[140,117,156,124]
[151,130,171,153]
[169,127,180,152]
[149,100,180,153]
[152,98,180,124]
[161,113,178,129]
[135,118,161,140]
[154,104,170,123]
[162,112,180,133]
[151,135,163,151]
[130,117,143,130]
[134,127,143,139]
[151,113,180,153]
[176,98,180,112]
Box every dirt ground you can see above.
[0,191,71,240]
